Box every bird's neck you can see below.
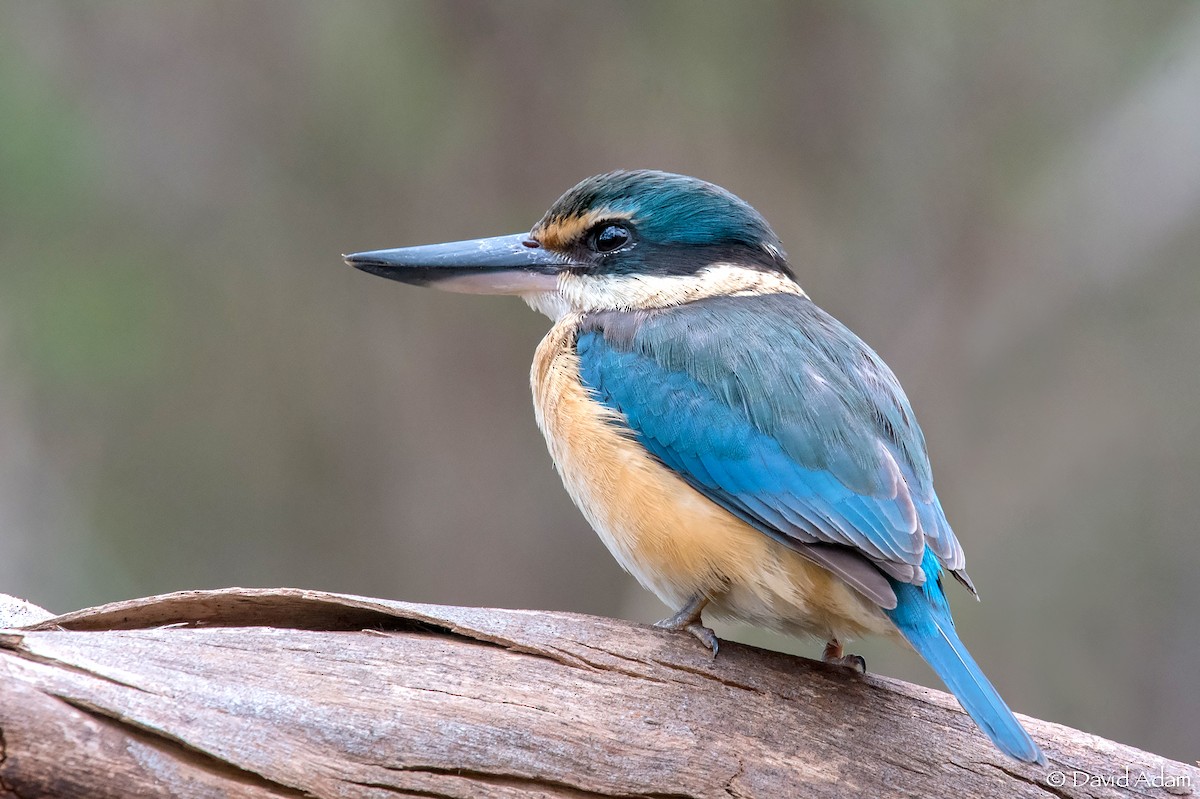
[521,263,807,321]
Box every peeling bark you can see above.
[0,589,1194,798]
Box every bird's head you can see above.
[345,170,800,318]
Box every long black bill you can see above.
[344,233,568,295]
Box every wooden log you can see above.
[0,588,1194,798]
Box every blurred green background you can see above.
[1,0,1197,762]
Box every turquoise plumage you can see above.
[891,551,1044,763]
[575,292,1042,763]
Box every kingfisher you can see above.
[345,170,1044,764]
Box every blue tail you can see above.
[886,559,1045,764]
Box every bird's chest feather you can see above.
[530,316,889,640]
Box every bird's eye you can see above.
[592,224,631,253]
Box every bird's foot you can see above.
[822,638,866,674]
[654,594,719,656]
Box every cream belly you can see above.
[531,315,895,643]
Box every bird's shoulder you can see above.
[573,291,970,583]
[576,291,932,495]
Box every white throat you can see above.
[521,263,806,321]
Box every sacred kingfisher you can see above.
[345,170,1044,764]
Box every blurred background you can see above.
[1,0,1197,762]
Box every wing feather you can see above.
[576,293,971,603]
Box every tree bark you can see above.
[0,589,1194,798]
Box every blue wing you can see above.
[575,293,969,607]
[575,293,1044,762]
[576,293,1043,761]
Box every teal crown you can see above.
[537,170,791,276]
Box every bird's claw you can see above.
[822,638,867,674]
[655,594,719,657]
[654,617,720,657]
[684,622,719,656]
